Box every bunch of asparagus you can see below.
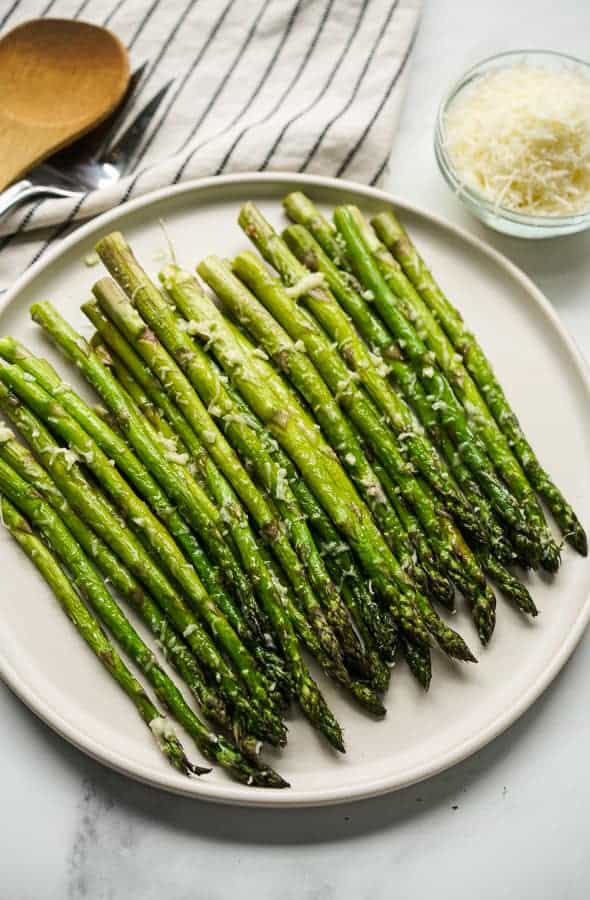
[1,193,584,787]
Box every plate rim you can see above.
[1,170,589,808]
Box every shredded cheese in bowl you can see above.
[435,51,590,236]
[444,65,590,216]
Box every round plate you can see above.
[1,173,589,807]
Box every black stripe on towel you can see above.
[299,0,399,172]
[260,0,370,171]
[336,24,417,177]
[216,0,335,175]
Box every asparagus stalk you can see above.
[0,458,288,787]
[87,341,376,732]
[88,330,291,705]
[240,202,488,548]
[331,206,537,543]
[230,385,399,665]
[216,370,399,688]
[227,247,494,641]
[195,255,433,600]
[195,258,474,648]
[372,208,587,557]
[83,306,380,727]
[400,635,432,691]
[210,371,401,687]
[27,305,279,669]
[322,552,392,693]
[0,420,238,740]
[280,201,524,558]
[84,309,285,646]
[279,213,541,615]
[280,212,536,570]
[283,207,524,563]
[93,236,377,675]
[436,427,537,613]
[349,207,560,572]
[1,496,207,777]
[0,339,270,646]
[13,317,288,726]
[163,262,476,661]
[0,364,284,746]
[476,548,538,617]
[363,449,456,610]
[87,301,388,718]
[98,336,385,717]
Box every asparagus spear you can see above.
[97,235,434,649]
[331,206,537,544]
[279,213,541,615]
[363,449,456,611]
[281,194,531,559]
[400,634,432,691]
[88,315,388,718]
[239,202,488,548]
[322,552,392,693]
[195,255,433,600]
[349,207,560,572]
[84,307,382,722]
[195,257,473,645]
[0,459,288,787]
[372,208,587,557]
[227,248,494,641]
[229,384,399,664]
[206,368,401,688]
[89,344,379,730]
[0,420,239,740]
[27,305,279,667]
[89,331,291,705]
[0,364,284,746]
[436,427,537,613]
[0,339,271,645]
[280,211,535,569]
[162,262,476,661]
[13,316,289,725]
[476,548,538,617]
[1,496,207,777]
[93,236,378,674]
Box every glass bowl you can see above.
[434,50,590,238]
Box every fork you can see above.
[0,63,173,219]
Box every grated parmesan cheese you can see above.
[149,716,177,744]
[444,64,590,215]
[165,450,190,465]
[285,272,326,299]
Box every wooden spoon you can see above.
[0,18,129,191]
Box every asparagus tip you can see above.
[572,528,589,556]
[540,541,562,574]
[351,681,387,717]
[454,641,478,664]
[188,761,213,777]
[254,768,291,789]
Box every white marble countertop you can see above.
[2,2,590,897]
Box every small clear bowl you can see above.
[434,50,590,238]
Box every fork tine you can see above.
[99,79,175,176]
[48,62,149,168]
[91,61,150,159]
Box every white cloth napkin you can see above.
[0,0,421,290]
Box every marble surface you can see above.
[2,1,590,897]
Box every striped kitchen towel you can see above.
[0,0,421,290]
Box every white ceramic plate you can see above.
[1,174,589,808]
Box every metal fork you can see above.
[0,63,173,218]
